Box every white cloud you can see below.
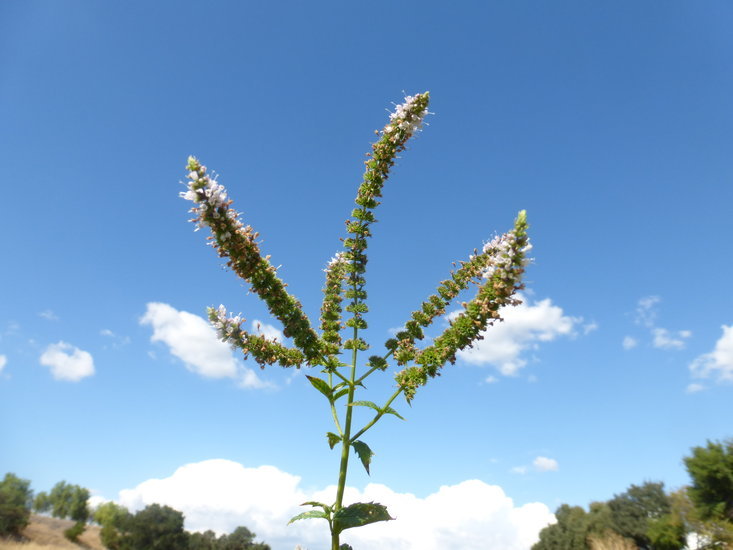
[100,329,131,348]
[686,383,705,394]
[118,459,554,550]
[631,296,691,352]
[485,376,498,384]
[39,309,58,321]
[635,296,660,327]
[0,355,6,373]
[39,341,95,381]
[454,295,580,375]
[583,322,598,335]
[252,320,284,342]
[622,336,638,350]
[689,325,733,384]
[140,303,267,388]
[652,328,690,350]
[510,466,528,475]
[533,457,558,472]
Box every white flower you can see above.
[324,251,346,272]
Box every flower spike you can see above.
[183,157,324,363]
[395,211,531,401]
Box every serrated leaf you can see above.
[384,406,405,421]
[326,432,342,450]
[288,510,329,524]
[332,502,393,534]
[306,375,333,400]
[349,400,380,412]
[352,440,374,475]
[301,501,332,514]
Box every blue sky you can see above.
[1,2,732,549]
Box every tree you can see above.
[33,491,50,513]
[94,501,132,550]
[120,504,188,550]
[220,526,270,550]
[189,530,219,550]
[0,473,33,537]
[607,481,671,549]
[47,481,90,523]
[646,512,686,550]
[532,504,591,550]
[684,439,733,522]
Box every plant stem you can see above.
[350,386,404,442]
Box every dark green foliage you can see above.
[47,480,90,523]
[331,502,393,535]
[120,503,188,550]
[0,473,33,537]
[684,438,733,521]
[189,530,219,550]
[95,501,132,550]
[607,481,671,549]
[33,491,50,513]
[532,504,590,550]
[647,513,686,550]
[64,520,85,542]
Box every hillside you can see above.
[0,515,105,550]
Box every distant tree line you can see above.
[533,439,733,550]
[0,475,270,549]
[94,501,270,550]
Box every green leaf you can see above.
[288,510,329,525]
[340,545,353,550]
[306,375,333,400]
[333,388,350,401]
[349,400,380,412]
[326,432,342,450]
[384,406,405,421]
[332,502,393,535]
[352,440,374,475]
[300,501,332,514]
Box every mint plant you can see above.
[181,92,531,550]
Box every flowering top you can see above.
[383,94,429,142]
[182,157,325,364]
[320,252,349,356]
[394,211,531,401]
[479,232,532,281]
[341,93,430,352]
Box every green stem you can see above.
[328,372,344,437]
[354,349,395,386]
[331,369,351,386]
[332,319,360,550]
[350,386,404,442]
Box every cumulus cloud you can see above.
[454,295,580,375]
[252,320,284,342]
[622,336,638,350]
[140,303,267,388]
[689,325,733,384]
[652,328,691,350]
[533,456,559,472]
[0,355,6,373]
[635,296,660,328]
[631,296,691,351]
[117,459,554,550]
[39,342,95,381]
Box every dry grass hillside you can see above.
[0,515,105,550]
